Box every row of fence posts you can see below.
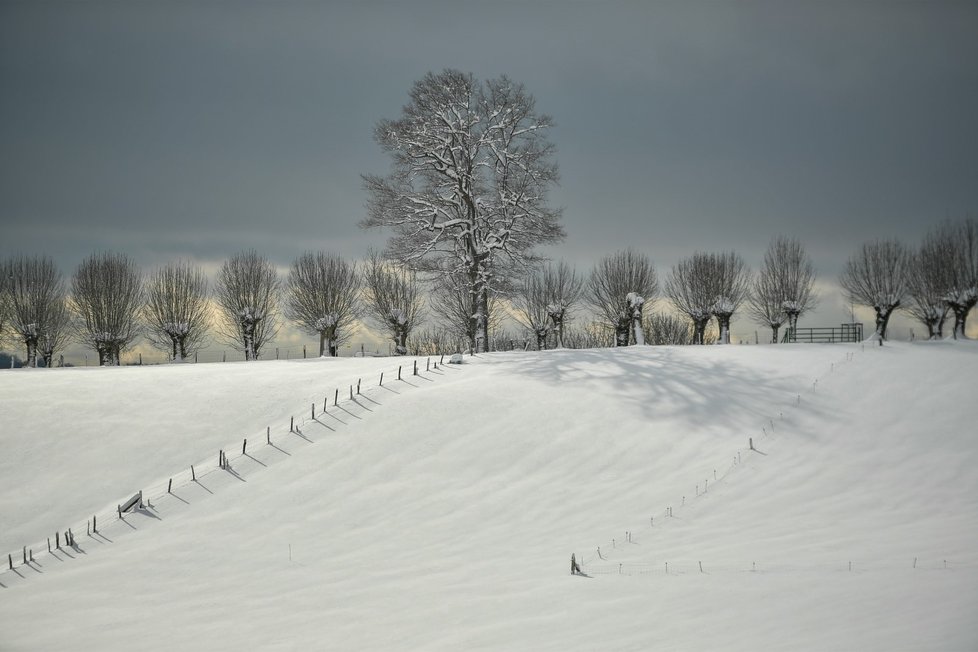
[6,355,449,577]
[581,347,866,578]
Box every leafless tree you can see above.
[428,273,501,351]
[704,252,751,344]
[214,250,280,361]
[362,69,564,354]
[541,261,584,349]
[363,251,424,355]
[587,250,658,346]
[905,244,951,340]
[144,261,210,361]
[747,268,787,344]
[666,252,746,345]
[748,238,817,343]
[925,219,978,339]
[285,252,361,357]
[2,255,71,367]
[71,252,143,366]
[513,271,552,350]
[643,312,697,346]
[839,240,909,341]
[0,261,10,349]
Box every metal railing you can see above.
[783,323,863,344]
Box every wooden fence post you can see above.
[94,514,97,532]
[290,417,294,432]
[312,403,315,419]
[334,389,338,406]
[242,439,247,455]
[168,478,172,494]
[191,464,196,481]
[380,372,384,386]
[398,365,402,380]
[414,360,418,376]
[357,379,361,394]
[267,427,270,444]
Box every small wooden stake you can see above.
[357,379,361,394]
[349,385,353,400]
[56,532,60,549]
[290,417,294,432]
[380,372,384,386]
[414,360,418,375]
[242,439,247,455]
[267,427,270,444]
[8,554,12,570]
[398,365,402,380]
[699,561,704,573]
[191,464,196,481]
[312,403,315,419]
[426,358,430,371]
[168,478,172,493]
[93,514,97,532]
[334,388,338,406]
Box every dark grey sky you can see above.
[2,0,977,347]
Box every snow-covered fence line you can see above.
[1,355,455,584]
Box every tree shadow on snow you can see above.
[500,347,832,439]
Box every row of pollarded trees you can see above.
[0,249,424,366]
[510,240,818,349]
[840,220,977,341]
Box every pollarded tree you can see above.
[145,261,210,362]
[286,252,360,357]
[361,69,565,354]
[905,245,950,340]
[72,252,143,366]
[215,250,280,361]
[363,251,424,355]
[513,271,552,350]
[587,250,658,347]
[0,264,9,347]
[705,251,751,345]
[542,261,584,349]
[748,267,787,344]
[928,219,978,339]
[3,255,71,367]
[429,273,500,351]
[666,253,716,345]
[752,237,817,341]
[839,240,909,341]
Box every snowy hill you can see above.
[1,343,977,651]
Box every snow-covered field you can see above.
[1,342,976,651]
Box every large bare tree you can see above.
[839,240,909,341]
[285,252,360,357]
[927,219,978,339]
[145,261,210,361]
[361,69,564,354]
[214,250,280,361]
[72,252,143,366]
[363,251,424,355]
[587,250,658,346]
[2,255,71,367]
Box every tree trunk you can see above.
[535,327,548,351]
[550,312,565,349]
[614,320,630,347]
[948,301,973,340]
[770,324,780,344]
[715,313,732,344]
[23,337,39,368]
[318,331,327,357]
[692,317,709,345]
[874,304,897,340]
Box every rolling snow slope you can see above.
[1,342,976,651]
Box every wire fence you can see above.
[1,353,463,586]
